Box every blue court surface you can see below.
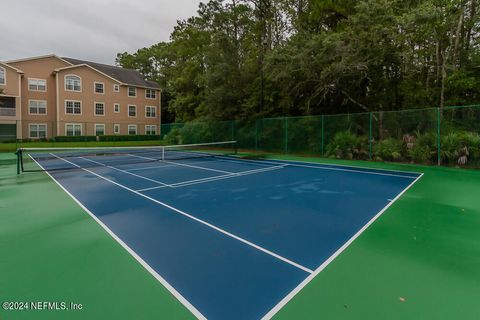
[31,152,422,319]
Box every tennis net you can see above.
[17,141,237,173]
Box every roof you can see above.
[62,57,160,89]
[0,61,24,74]
[6,54,72,66]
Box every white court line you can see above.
[260,172,424,320]
[50,153,313,275]
[79,156,172,187]
[215,156,419,179]
[163,160,234,174]
[136,164,287,192]
[123,159,213,172]
[28,155,207,320]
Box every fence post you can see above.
[255,119,258,151]
[369,112,373,160]
[321,115,325,156]
[437,107,441,166]
[284,117,288,154]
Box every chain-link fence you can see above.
[158,105,480,168]
[2,105,480,167]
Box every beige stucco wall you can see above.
[0,64,21,96]
[57,66,161,136]
[5,56,161,139]
[9,56,71,139]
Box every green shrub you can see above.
[408,131,436,164]
[326,131,368,160]
[375,138,403,161]
[440,132,461,164]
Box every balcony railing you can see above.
[0,108,16,116]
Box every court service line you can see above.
[136,164,287,192]
[79,156,172,187]
[28,155,207,320]
[124,159,214,172]
[51,153,313,274]
[260,172,425,320]
[215,156,419,179]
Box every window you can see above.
[114,124,120,134]
[65,101,81,114]
[29,124,47,139]
[0,67,5,85]
[66,123,82,136]
[28,78,47,91]
[128,125,137,135]
[128,105,136,117]
[94,82,104,94]
[145,106,156,118]
[145,89,157,99]
[114,103,120,113]
[28,100,47,115]
[95,124,105,136]
[113,84,120,92]
[65,75,81,91]
[145,125,157,135]
[95,102,105,116]
[128,87,136,97]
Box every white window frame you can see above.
[113,84,120,92]
[94,102,105,116]
[114,103,120,113]
[0,67,5,85]
[128,124,137,135]
[28,100,47,115]
[113,123,120,134]
[28,123,47,139]
[28,78,47,92]
[94,124,105,136]
[128,87,136,97]
[65,100,82,115]
[145,89,157,99]
[128,105,137,117]
[65,123,82,136]
[94,82,105,94]
[145,125,157,135]
[64,75,82,92]
[145,106,156,118]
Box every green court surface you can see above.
[1,152,479,319]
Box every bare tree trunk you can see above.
[440,49,446,109]
[453,8,464,66]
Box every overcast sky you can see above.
[0,0,202,65]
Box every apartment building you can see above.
[0,54,160,140]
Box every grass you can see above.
[0,140,165,152]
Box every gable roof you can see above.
[6,54,72,66]
[0,62,24,74]
[62,57,160,89]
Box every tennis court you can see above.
[14,142,424,319]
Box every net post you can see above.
[15,149,22,174]
[369,112,373,160]
[162,146,165,161]
[437,107,441,166]
[284,117,288,154]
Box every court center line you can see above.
[215,156,419,179]
[136,164,287,192]
[123,159,214,172]
[78,156,172,187]
[260,172,425,320]
[28,155,206,320]
[51,153,313,274]
[128,153,235,174]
